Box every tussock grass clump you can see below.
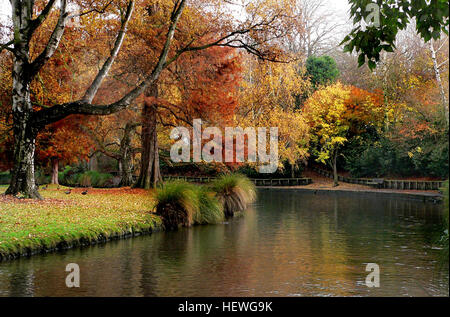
[193,186,224,225]
[154,181,199,230]
[211,173,257,218]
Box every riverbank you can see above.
[0,180,443,262]
[259,186,443,202]
[298,170,443,202]
[0,186,162,261]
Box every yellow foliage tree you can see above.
[303,82,383,186]
[237,57,310,175]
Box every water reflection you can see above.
[0,190,448,296]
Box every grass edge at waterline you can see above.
[193,186,224,225]
[0,186,162,261]
[154,174,256,229]
[154,181,199,230]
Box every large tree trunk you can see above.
[119,157,134,187]
[6,113,41,199]
[134,84,162,189]
[119,122,138,187]
[5,22,41,199]
[332,151,339,187]
[51,158,59,185]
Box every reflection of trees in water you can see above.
[7,265,34,297]
[0,191,447,296]
[255,190,447,296]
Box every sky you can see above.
[0,0,352,24]
[0,0,352,45]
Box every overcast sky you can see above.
[1,0,352,42]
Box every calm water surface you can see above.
[0,189,448,297]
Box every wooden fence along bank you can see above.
[163,176,313,186]
[312,167,444,190]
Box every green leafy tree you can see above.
[306,55,340,89]
[342,0,449,69]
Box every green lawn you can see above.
[0,185,161,259]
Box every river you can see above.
[0,189,448,296]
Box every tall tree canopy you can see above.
[0,0,300,198]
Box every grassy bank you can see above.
[0,185,161,261]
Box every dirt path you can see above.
[292,169,443,198]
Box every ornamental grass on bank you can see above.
[193,186,224,225]
[211,173,257,218]
[154,181,199,230]
[154,174,256,229]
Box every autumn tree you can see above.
[119,0,299,188]
[37,117,94,184]
[84,109,141,186]
[236,56,310,174]
[303,82,383,186]
[0,0,300,198]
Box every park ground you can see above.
[0,171,443,261]
[0,185,161,260]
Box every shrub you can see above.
[79,173,92,187]
[211,173,256,218]
[154,181,199,230]
[193,186,224,225]
[0,171,11,185]
[59,168,113,188]
[236,161,303,179]
[81,171,113,187]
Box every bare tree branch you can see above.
[82,0,135,103]
[28,0,68,78]
[28,0,57,37]
[0,40,14,54]
[32,0,187,127]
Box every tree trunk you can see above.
[89,154,98,171]
[429,41,449,126]
[119,157,134,187]
[51,158,59,185]
[134,83,162,189]
[332,151,339,187]
[5,24,41,199]
[6,114,41,199]
[119,122,138,187]
[290,162,295,178]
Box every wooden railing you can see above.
[162,176,312,187]
[311,167,444,190]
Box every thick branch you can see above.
[82,0,135,103]
[32,0,186,127]
[28,0,68,79]
[28,0,57,38]
[0,40,14,54]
